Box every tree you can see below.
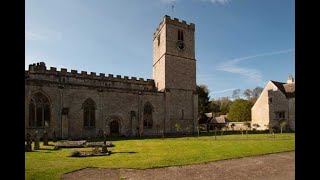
[219,97,232,115]
[279,119,287,134]
[242,86,263,104]
[232,89,241,99]
[252,86,263,98]
[209,99,220,113]
[227,99,253,122]
[175,123,181,132]
[243,89,252,99]
[252,123,260,130]
[231,123,235,131]
[196,85,211,116]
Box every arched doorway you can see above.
[110,121,120,134]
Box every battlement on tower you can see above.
[153,15,195,38]
[26,62,156,91]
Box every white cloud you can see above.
[25,29,62,41]
[211,88,236,94]
[25,32,47,41]
[200,0,231,5]
[160,0,230,5]
[160,0,177,3]
[217,49,294,85]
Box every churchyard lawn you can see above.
[25,133,295,180]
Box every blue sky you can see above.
[25,0,295,100]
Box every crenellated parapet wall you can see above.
[153,15,195,39]
[26,62,156,91]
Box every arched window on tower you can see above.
[143,102,153,128]
[82,98,96,127]
[29,92,50,128]
[178,29,184,41]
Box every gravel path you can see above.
[61,151,295,180]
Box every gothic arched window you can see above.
[82,98,96,127]
[143,102,153,128]
[29,92,50,128]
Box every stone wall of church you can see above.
[25,63,168,139]
[25,83,166,139]
[166,89,197,133]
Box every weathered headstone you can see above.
[101,131,108,153]
[52,129,57,142]
[55,140,87,148]
[25,133,32,152]
[34,131,40,150]
[43,131,49,145]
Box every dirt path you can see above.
[61,151,295,180]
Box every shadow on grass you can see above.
[111,151,137,154]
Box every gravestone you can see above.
[25,133,32,152]
[101,131,108,153]
[43,131,49,145]
[52,129,57,142]
[34,131,40,150]
[55,140,87,148]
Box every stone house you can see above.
[25,15,198,139]
[251,76,295,131]
[204,112,229,130]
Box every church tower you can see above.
[153,15,198,132]
[153,15,196,91]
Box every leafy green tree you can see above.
[196,85,211,116]
[219,97,232,115]
[209,99,220,113]
[228,99,253,122]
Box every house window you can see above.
[275,111,285,119]
[143,102,153,128]
[178,30,184,41]
[83,98,96,127]
[268,97,273,104]
[29,92,50,128]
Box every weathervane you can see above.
[171,1,175,17]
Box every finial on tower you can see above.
[171,0,175,17]
[287,75,294,84]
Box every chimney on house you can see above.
[287,75,294,84]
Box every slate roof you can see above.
[204,113,228,124]
[213,115,228,124]
[270,80,295,98]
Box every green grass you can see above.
[25,133,295,180]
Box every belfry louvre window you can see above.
[83,98,96,127]
[143,102,153,128]
[178,30,184,41]
[29,92,50,128]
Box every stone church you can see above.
[25,15,198,139]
